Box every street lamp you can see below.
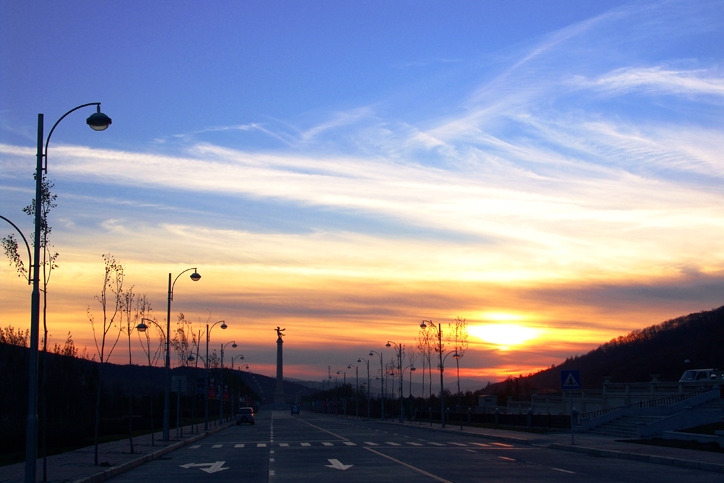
[25,103,111,483]
[420,319,448,428]
[369,350,384,420]
[219,341,237,424]
[347,363,359,418]
[386,341,404,422]
[163,268,201,441]
[357,358,371,420]
[403,364,416,421]
[136,318,165,445]
[205,320,227,430]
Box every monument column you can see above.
[274,327,285,408]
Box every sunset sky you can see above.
[2,1,724,393]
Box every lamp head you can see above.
[136,322,148,332]
[220,321,228,330]
[411,366,416,371]
[347,364,352,369]
[86,108,112,131]
[385,342,391,348]
[368,351,373,357]
[453,352,460,359]
[190,270,201,282]
[232,342,238,348]
[357,358,362,363]
[187,354,195,362]
[420,320,427,329]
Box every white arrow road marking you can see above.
[325,459,353,471]
[179,461,229,473]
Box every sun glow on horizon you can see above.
[469,324,543,349]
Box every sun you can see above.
[469,324,542,348]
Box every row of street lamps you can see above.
[342,320,457,428]
[3,102,246,483]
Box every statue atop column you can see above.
[274,327,286,407]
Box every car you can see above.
[236,407,255,425]
[290,404,300,415]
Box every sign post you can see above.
[560,370,581,445]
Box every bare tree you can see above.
[171,313,195,367]
[447,316,469,397]
[88,253,124,466]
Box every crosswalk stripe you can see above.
[212,444,223,448]
[407,442,423,446]
[428,442,445,446]
[343,442,356,446]
[364,442,378,446]
[257,443,267,447]
[386,442,401,446]
[448,442,467,446]
[235,444,245,448]
[301,443,311,447]
[189,445,201,449]
[279,443,289,447]
[471,443,490,447]
[322,442,333,446]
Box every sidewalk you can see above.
[0,422,232,483]
[392,419,724,474]
[2,416,723,482]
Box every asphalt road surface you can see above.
[107,410,723,483]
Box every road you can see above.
[107,410,722,483]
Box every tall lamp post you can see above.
[403,364,416,421]
[230,354,245,418]
[369,351,384,420]
[25,103,111,483]
[347,363,359,418]
[386,341,404,422]
[219,341,237,424]
[136,318,166,444]
[357,357,371,420]
[164,268,201,441]
[420,319,447,428]
[205,320,227,429]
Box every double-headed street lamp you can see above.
[386,341,405,422]
[347,363,359,418]
[369,350,384,420]
[357,357,371,420]
[164,268,201,441]
[25,103,111,483]
[205,320,227,429]
[219,341,237,423]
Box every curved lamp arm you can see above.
[43,103,111,173]
[169,267,201,301]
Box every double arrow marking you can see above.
[180,461,229,473]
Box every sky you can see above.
[2,0,724,393]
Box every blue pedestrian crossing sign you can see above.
[560,370,581,390]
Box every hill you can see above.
[479,305,724,398]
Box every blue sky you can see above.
[2,1,724,389]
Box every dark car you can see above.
[236,407,255,425]
[290,404,300,415]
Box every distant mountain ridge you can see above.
[480,305,724,397]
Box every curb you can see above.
[72,423,233,483]
[547,443,724,474]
